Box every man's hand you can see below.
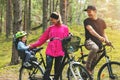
[98,36,105,42]
[105,41,112,46]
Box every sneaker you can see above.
[23,62,31,67]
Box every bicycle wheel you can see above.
[68,63,92,80]
[19,62,44,80]
[97,61,120,80]
[59,64,69,80]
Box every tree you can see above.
[28,0,31,32]
[42,0,48,32]
[6,0,12,39]
[60,0,68,24]
[23,0,31,32]
[0,0,5,34]
[11,0,22,65]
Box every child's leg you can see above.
[25,51,32,62]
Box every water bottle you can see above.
[68,46,74,54]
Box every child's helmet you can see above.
[15,31,27,39]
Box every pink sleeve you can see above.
[64,25,69,37]
[30,27,50,48]
[66,26,69,36]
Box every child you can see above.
[15,31,32,67]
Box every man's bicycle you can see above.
[19,36,92,80]
[77,44,120,80]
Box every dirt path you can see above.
[0,65,20,80]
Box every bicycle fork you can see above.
[105,56,115,79]
[69,61,83,80]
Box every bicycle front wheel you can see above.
[68,63,92,80]
[19,63,44,80]
[97,61,120,80]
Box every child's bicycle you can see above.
[77,44,120,80]
[19,36,92,80]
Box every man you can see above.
[83,5,110,77]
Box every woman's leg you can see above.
[54,56,63,80]
[43,55,53,80]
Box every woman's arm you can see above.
[30,27,50,48]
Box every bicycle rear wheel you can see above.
[68,63,92,80]
[97,61,120,80]
[19,62,44,80]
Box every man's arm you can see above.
[86,25,105,42]
[103,31,110,44]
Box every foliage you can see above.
[0,35,12,68]
[105,18,120,30]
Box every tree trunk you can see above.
[11,0,22,65]
[60,0,67,24]
[55,0,59,11]
[6,0,12,39]
[52,0,55,11]
[42,0,48,32]
[23,0,31,32]
[0,0,5,34]
[23,0,28,31]
[28,0,31,32]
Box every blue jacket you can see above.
[17,41,29,51]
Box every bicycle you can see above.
[19,36,92,80]
[19,47,45,80]
[77,44,120,80]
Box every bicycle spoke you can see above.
[68,64,92,80]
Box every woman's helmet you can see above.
[15,31,27,39]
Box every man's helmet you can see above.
[15,31,27,39]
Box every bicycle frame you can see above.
[19,46,92,80]
[37,49,83,80]
[78,44,116,79]
[38,51,46,69]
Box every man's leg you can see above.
[85,39,99,74]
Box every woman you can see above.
[30,12,69,80]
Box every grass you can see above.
[0,25,120,79]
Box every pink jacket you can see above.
[30,24,69,57]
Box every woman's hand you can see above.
[28,44,34,49]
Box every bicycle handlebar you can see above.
[31,47,43,53]
[103,43,114,49]
[78,43,114,55]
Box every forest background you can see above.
[0,0,120,80]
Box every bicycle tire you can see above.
[59,64,69,80]
[97,61,120,80]
[19,62,44,80]
[68,63,92,80]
